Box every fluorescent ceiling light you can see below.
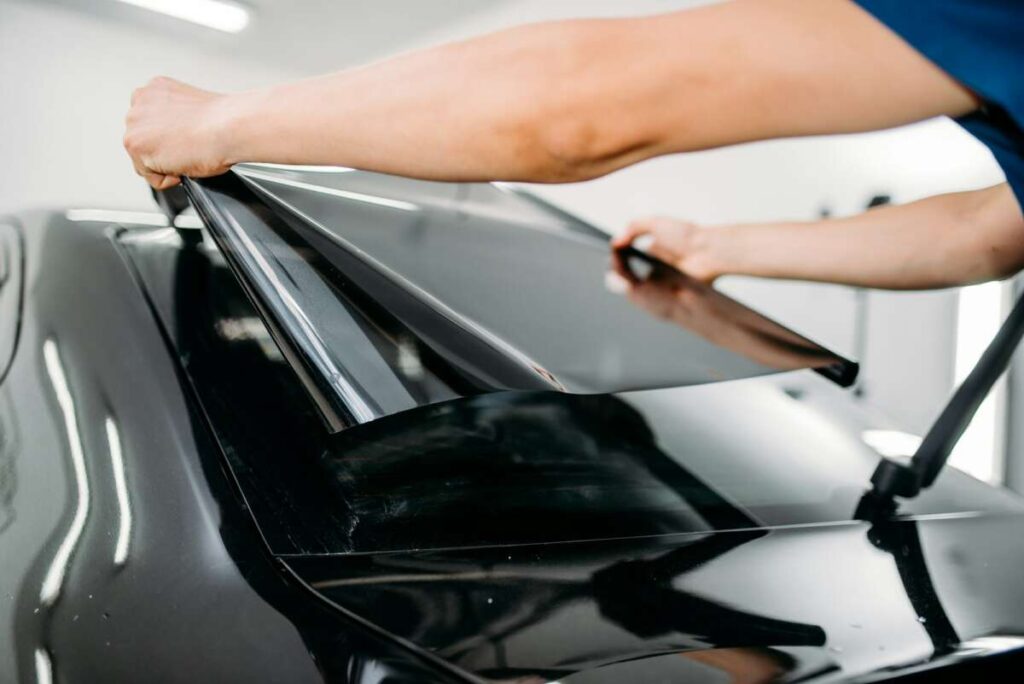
[117,0,251,34]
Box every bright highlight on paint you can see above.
[117,0,250,34]
[35,648,53,684]
[861,429,922,459]
[40,340,90,606]
[106,417,133,566]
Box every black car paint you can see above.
[0,212,469,683]
[2,184,1024,683]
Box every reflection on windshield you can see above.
[299,528,828,682]
[610,248,852,378]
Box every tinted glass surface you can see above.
[213,166,854,430]
[122,226,1022,555]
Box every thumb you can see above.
[145,172,181,190]
[612,218,654,250]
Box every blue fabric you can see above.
[855,0,1024,207]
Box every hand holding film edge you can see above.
[610,242,855,382]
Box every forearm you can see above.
[214,0,974,183]
[705,184,1024,290]
[220,18,660,182]
[128,0,977,187]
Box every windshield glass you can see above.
[320,381,1022,552]
[121,224,1023,555]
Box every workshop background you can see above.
[1,0,1017,488]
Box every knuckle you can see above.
[123,131,141,153]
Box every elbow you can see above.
[514,113,653,183]
[980,249,1024,283]
[533,118,604,182]
[960,186,1024,283]
[491,17,662,182]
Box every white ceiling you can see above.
[30,0,513,75]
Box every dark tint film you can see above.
[186,168,855,432]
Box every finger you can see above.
[611,219,653,249]
[156,174,181,190]
[143,172,164,188]
[130,158,151,180]
[609,246,641,285]
[646,240,679,266]
[144,171,174,189]
[603,269,632,295]
[127,144,151,175]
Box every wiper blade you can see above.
[857,287,1024,518]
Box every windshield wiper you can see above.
[857,287,1024,519]
[152,185,190,224]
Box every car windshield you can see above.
[316,380,1022,552]
[122,223,1024,558]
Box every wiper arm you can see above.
[151,185,190,224]
[857,287,1024,519]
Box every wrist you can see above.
[685,225,730,282]
[210,87,271,167]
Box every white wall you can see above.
[0,0,296,213]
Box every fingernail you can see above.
[633,234,655,252]
[604,271,630,294]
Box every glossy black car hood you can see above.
[287,513,1024,683]
[117,216,1024,683]
[185,167,855,431]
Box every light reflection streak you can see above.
[65,210,168,226]
[862,429,923,459]
[34,648,53,684]
[250,188,564,395]
[244,163,355,174]
[236,168,420,212]
[217,206,380,422]
[105,418,132,566]
[40,339,90,606]
[65,209,203,229]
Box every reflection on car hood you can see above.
[287,513,1024,683]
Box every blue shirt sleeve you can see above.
[855,0,1024,207]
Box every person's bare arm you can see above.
[613,184,1024,290]
[125,0,976,189]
